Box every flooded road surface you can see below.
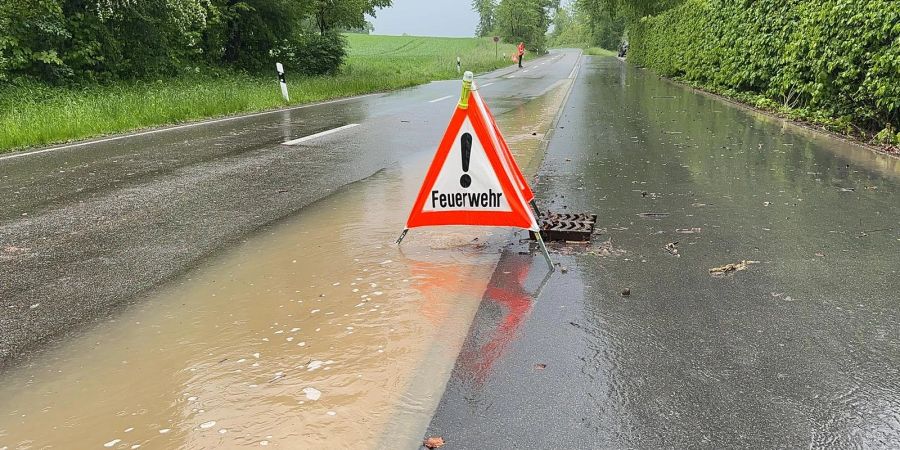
[427,56,900,448]
[0,168,496,449]
[0,76,571,448]
[0,49,582,365]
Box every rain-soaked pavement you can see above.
[0,50,578,365]
[1,50,898,449]
[427,57,899,448]
[0,52,577,448]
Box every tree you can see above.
[202,0,303,70]
[549,3,593,47]
[0,0,396,80]
[0,0,68,80]
[574,0,626,49]
[578,0,683,23]
[472,0,497,37]
[313,0,391,36]
[494,0,558,53]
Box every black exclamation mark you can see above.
[460,133,472,188]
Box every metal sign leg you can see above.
[530,199,543,219]
[395,229,409,245]
[534,230,555,271]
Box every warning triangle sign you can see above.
[470,88,535,204]
[404,86,538,231]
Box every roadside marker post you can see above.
[396,71,553,270]
[457,56,461,74]
[276,63,289,102]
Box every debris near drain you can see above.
[423,436,445,449]
[664,242,680,257]
[530,212,597,242]
[588,239,627,257]
[709,260,758,276]
[621,288,631,297]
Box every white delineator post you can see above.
[276,62,289,102]
[457,56,461,74]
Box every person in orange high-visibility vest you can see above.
[517,42,525,68]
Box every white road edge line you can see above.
[428,95,453,103]
[282,124,359,146]
[0,93,381,162]
[481,82,495,87]
[568,61,580,79]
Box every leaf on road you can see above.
[664,242,680,257]
[423,436,445,448]
[709,260,757,276]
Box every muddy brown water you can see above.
[0,83,570,449]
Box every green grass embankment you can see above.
[0,35,517,153]
[583,48,616,57]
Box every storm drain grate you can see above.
[530,212,597,242]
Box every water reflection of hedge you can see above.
[628,0,899,141]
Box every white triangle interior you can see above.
[422,116,512,212]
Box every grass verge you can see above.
[0,35,517,153]
[583,47,617,57]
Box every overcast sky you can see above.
[369,0,479,37]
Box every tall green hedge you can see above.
[628,0,899,138]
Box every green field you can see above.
[0,35,518,153]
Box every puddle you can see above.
[0,83,571,449]
[0,163,504,449]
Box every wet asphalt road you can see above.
[426,57,900,448]
[0,51,581,366]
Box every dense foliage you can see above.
[0,0,390,82]
[475,0,557,53]
[551,2,624,50]
[579,0,683,21]
[472,0,497,37]
[628,0,899,138]
[274,32,347,76]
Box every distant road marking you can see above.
[568,61,580,79]
[0,94,380,162]
[481,82,495,88]
[282,124,359,145]
[428,95,453,103]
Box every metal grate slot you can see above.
[530,211,598,242]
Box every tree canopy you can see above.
[472,0,497,37]
[492,0,558,53]
[0,0,392,81]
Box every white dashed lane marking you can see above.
[428,95,453,103]
[282,124,359,146]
